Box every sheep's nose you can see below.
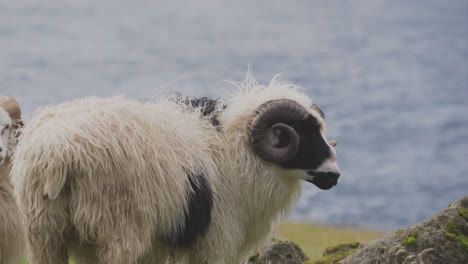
[0,147,3,152]
[326,171,340,181]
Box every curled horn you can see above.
[0,95,22,120]
[250,99,310,163]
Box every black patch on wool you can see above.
[180,96,226,126]
[280,114,332,170]
[164,172,214,248]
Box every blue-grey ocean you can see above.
[1,0,467,231]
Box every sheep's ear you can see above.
[311,104,325,119]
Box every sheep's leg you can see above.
[24,198,70,264]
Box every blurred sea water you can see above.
[1,0,467,230]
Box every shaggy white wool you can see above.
[12,71,331,264]
[13,97,221,264]
[0,101,23,264]
[0,156,23,264]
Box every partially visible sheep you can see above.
[12,72,340,264]
[0,96,23,264]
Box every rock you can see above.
[248,239,309,264]
[340,196,468,264]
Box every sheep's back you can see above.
[12,96,220,246]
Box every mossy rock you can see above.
[252,196,468,264]
[301,242,360,264]
[248,238,309,264]
[393,229,404,236]
[401,232,418,248]
[457,207,468,220]
[340,196,468,264]
[322,242,360,256]
[445,221,468,252]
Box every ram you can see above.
[12,73,340,264]
[0,96,24,264]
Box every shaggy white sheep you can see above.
[12,72,340,264]
[0,96,24,264]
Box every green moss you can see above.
[306,249,358,264]
[393,229,404,236]
[401,232,418,248]
[278,222,382,259]
[271,237,287,243]
[323,242,360,256]
[402,237,417,248]
[446,232,457,240]
[447,221,458,234]
[369,243,374,249]
[456,234,468,252]
[458,207,468,221]
[305,242,360,264]
[445,221,468,253]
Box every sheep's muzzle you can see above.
[306,170,340,190]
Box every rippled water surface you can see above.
[1,0,467,230]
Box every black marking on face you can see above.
[279,114,331,170]
[306,171,340,190]
[164,172,214,248]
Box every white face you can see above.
[0,108,12,165]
